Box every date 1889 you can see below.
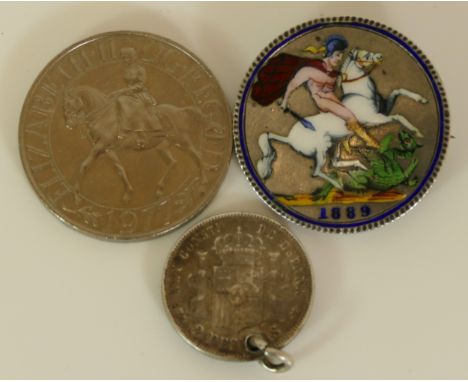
[319,205,371,220]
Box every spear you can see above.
[284,107,316,131]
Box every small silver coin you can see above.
[162,212,313,372]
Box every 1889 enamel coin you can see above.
[163,213,313,372]
[19,31,232,240]
[234,17,449,232]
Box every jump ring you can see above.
[244,334,268,357]
[260,346,293,373]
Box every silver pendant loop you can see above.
[262,347,293,373]
[245,334,294,373]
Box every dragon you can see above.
[313,130,422,200]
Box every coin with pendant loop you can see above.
[162,212,313,372]
[234,17,449,233]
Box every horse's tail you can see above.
[257,133,276,179]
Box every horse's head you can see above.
[341,48,383,79]
[63,88,87,130]
[351,47,383,68]
[63,86,108,130]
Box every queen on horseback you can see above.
[111,47,161,148]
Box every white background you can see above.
[1,2,467,379]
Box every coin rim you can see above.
[162,211,314,362]
[233,16,450,233]
[18,30,233,241]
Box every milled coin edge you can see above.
[161,211,314,362]
[233,16,450,234]
[18,30,233,242]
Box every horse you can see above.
[63,85,208,202]
[256,48,428,190]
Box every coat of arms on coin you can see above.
[19,31,232,240]
[163,213,312,372]
[235,17,449,232]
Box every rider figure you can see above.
[279,35,380,150]
[113,47,160,148]
[118,47,157,106]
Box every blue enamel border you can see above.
[238,21,445,229]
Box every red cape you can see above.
[251,54,339,106]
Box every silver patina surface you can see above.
[19,31,232,240]
[163,212,312,366]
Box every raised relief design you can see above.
[187,251,210,321]
[63,47,209,202]
[20,32,232,239]
[163,214,312,362]
[210,227,264,335]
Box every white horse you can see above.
[257,48,428,189]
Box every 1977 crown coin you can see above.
[234,17,449,232]
[163,212,313,372]
[19,31,232,240]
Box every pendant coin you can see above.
[234,17,449,232]
[163,213,312,370]
[19,31,232,240]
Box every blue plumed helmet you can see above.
[324,35,348,57]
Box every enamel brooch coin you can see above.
[234,17,449,232]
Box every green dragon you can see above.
[313,130,422,200]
